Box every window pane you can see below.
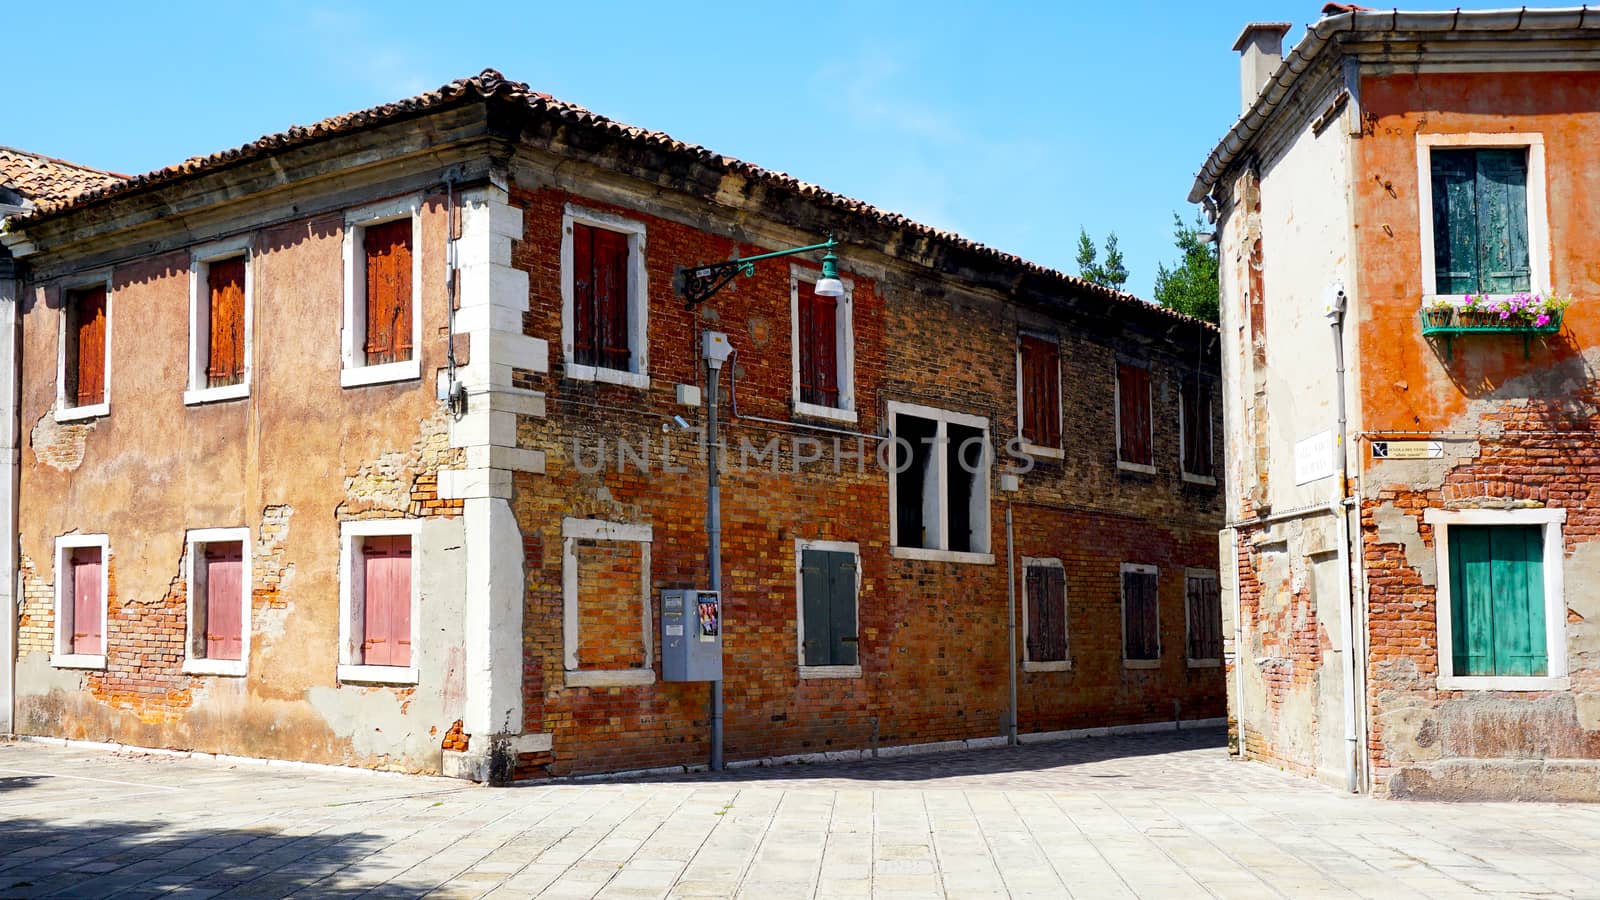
[1432,149,1480,295]
[894,415,937,549]
[946,422,984,553]
[1475,150,1530,294]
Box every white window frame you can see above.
[52,533,110,670]
[562,517,655,687]
[338,519,422,685]
[886,401,995,565]
[560,203,649,389]
[341,196,423,388]
[1424,507,1568,692]
[1178,376,1217,486]
[1416,133,1550,306]
[789,264,857,423]
[182,527,252,677]
[1184,567,1221,668]
[185,238,254,405]
[1020,557,1069,672]
[795,538,862,679]
[55,272,113,423]
[1121,562,1160,669]
[1015,332,1064,460]
[1114,359,1156,475]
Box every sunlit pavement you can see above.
[4,728,1600,898]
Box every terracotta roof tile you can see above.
[13,70,1209,328]
[0,146,125,205]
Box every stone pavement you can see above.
[3,728,1600,898]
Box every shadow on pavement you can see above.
[610,725,1229,786]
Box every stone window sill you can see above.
[51,653,106,671]
[184,658,247,677]
[565,668,655,688]
[1023,660,1071,673]
[337,664,419,685]
[799,665,861,680]
[1437,675,1569,692]
[341,360,420,389]
[1123,658,1160,670]
[56,403,109,423]
[184,383,250,406]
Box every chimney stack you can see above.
[1233,23,1293,116]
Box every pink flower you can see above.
[1536,314,1551,327]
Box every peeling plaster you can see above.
[1370,501,1436,587]
[29,409,91,472]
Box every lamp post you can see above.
[676,235,844,771]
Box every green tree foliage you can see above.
[1153,211,1220,323]
[1075,228,1130,292]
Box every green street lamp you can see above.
[677,235,843,308]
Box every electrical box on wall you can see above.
[660,589,722,681]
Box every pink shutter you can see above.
[362,537,412,667]
[205,543,244,661]
[71,549,103,655]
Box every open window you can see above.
[339,520,421,684]
[888,402,992,564]
[184,528,251,676]
[561,204,648,387]
[341,198,422,387]
[796,540,860,678]
[53,534,109,670]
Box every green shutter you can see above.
[828,552,858,667]
[801,551,831,667]
[1475,150,1531,294]
[1433,150,1481,295]
[1449,525,1546,677]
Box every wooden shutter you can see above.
[1124,570,1159,661]
[69,286,107,408]
[572,223,632,371]
[1187,575,1221,660]
[1019,336,1060,447]
[1026,565,1067,663]
[1475,150,1531,294]
[1432,150,1480,295]
[1117,363,1152,466]
[204,543,244,661]
[71,548,103,655]
[1449,525,1546,677]
[1182,376,1213,477]
[207,258,246,388]
[801,549,857,667]
[800,550,830,667]
[363,220,413,366]
[799,284,840,408]
[362,536,413,667]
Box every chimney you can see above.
[1233,22,1293,115]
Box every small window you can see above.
[1018,335,1061,452]
[1185,569,1221,666]
[562,205,648,387]
[1431,148,1530,296]
[889,403,992,561]
[797,543,859,676]
[187,246,252,404]
[1447,525,1546,677]
[791,267,856,422]
[53,534,109,669]
[1180,375,1215,482]
[1023,559,1068,671]
[1121,564,1160,667]
[339,522,420,684]
[1116,361,1153,472]
[562,518,655,687]
[342,199,421,387]
[184,529,251,676]
[61,283,109,417]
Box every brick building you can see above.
[1195,7,1600,799]
[1,71,1223,780]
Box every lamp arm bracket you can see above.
[677,235,838,309]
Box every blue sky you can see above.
[7,1,1520,299]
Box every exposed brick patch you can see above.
[30,411,93,472]
[337,409,464,520]
[442,719,470,752]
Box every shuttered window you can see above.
[201,542,244,661]
[1117,362,1152,467]
[798,282,840,408]
[363,219,414,366]
[206,257,246,388]
[70,548,103,656]
[1181,375,1214,478]
[1431,148,1531,295]
[1019,336,1061,448]
[1186,572,1222,661]
[64,285,107,408]
[1449,525,1547,677]
[1122,567,1160,662]
[572,222,632,371]
[361,536,413,668]
[1025,564,1068,663]
[800,548,858,668]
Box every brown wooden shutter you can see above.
[207,258,246,387]
[1020,336,1060,447]
[363,220,413,366]
[70,286,107,407]
[799,283,840,408]
[572,223,632,371]
[1124,570,1160,660]
[1118,363,1152,466]
[1025,565,1067,663]
[1182,376,1213,477]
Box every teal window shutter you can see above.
[801,549,858,667]
[1449,525,1546,677]
[1431,148,1530,295]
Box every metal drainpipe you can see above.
[1328,292,1359,794]
[706,356,724,772]
[0,264,15,737]
[1005,503,1018,745]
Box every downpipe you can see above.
[1005,503,1018,745]
[1326,288,1359,794]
